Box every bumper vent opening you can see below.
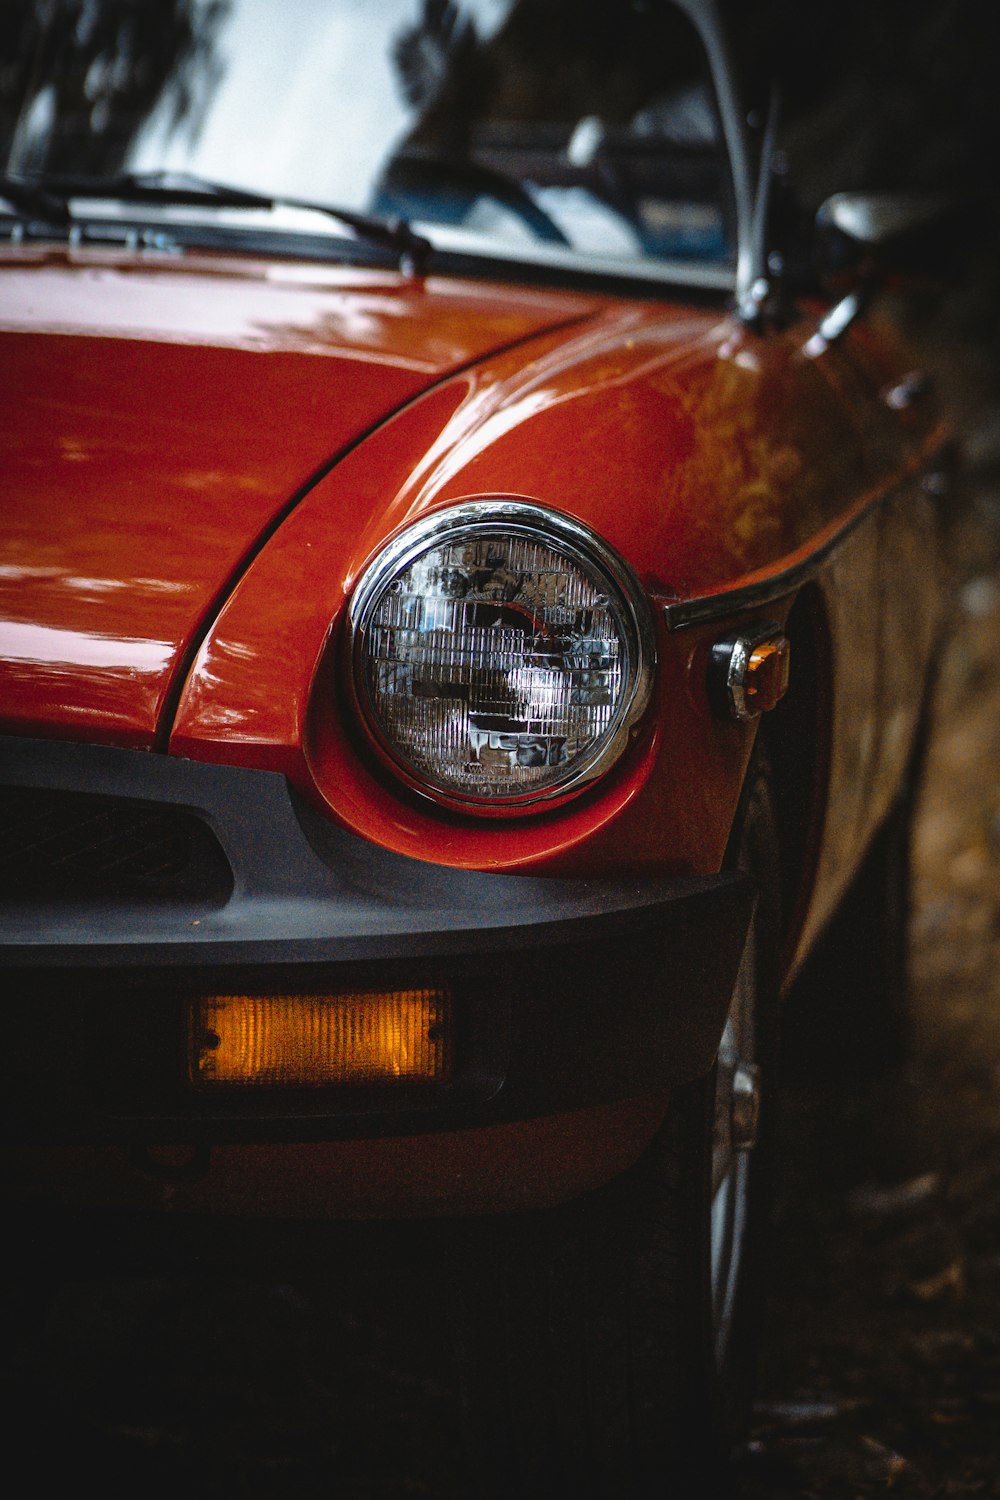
[0,786,233,905]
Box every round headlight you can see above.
[347,500,655,812]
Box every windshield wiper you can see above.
[0,176,72,227]
[0,170,431,275]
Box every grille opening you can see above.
[0,786,233,904]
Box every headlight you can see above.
[347,499,655,812]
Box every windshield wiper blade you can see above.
[0,176,72,227]
[1,170,431,274]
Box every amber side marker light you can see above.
[744,637,791,715]
[189,989,453,1088]
[708,623,792,723]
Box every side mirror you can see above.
[814,190,951,286]
[804,191,952,353]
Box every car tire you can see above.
[451,763,781,1499]
[787,789,914,1074]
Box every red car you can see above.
[0,0,948,1491]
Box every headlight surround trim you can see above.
[346,499,656,815]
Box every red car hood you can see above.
[0,248,595,748]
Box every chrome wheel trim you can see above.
[710,915,758,1369]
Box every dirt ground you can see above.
[3,339,997,1500]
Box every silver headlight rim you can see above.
[347,498,656,815]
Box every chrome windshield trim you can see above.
[0,202,738,294]
[415,221,736,292]
[674,0,757,308]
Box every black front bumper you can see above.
[1,736,754,1145]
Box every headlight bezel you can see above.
[346,498,656,816]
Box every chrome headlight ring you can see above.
[347,499,655,814]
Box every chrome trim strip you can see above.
[662,492,879,630]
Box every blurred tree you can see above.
[1,0,230,175]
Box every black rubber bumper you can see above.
[0,737,754,1144]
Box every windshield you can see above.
[2,0,736,284]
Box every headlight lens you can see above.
[348,500,654,811]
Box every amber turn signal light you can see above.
[744,637,791,714]
[189,988,452,1088]
[708,622,792,722]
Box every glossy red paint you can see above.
[168,282,945,880]
[1,242,948,903]
[0,246,597,746]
